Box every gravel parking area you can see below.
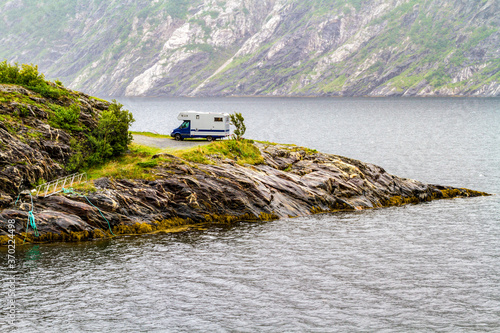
[132,134,213,149]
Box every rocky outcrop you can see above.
[0,142,489,245]
[0,84,491,245]
[0,84,108,204]
[1,0,498,97]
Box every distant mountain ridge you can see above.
[1,0,498,97]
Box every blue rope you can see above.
[62,187,115,236]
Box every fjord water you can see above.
[3,98,499,332]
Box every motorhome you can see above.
[171,111,230,141]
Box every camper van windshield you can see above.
[180,121,189,129]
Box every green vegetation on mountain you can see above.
[1,0,498,97]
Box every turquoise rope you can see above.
[23,193,39,244]
[62,187,115,236]
[14,192,21,206]
[27,211,38,236]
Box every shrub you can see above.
[0,60,20,83]
[229,112,246,140]
[18,63,45,86]
[87,100,135,165]
[66,139,85,172]
[0,60,67,98]
[49,104,81,130]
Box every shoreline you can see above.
[0,141,489,246]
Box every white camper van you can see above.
[171,111,230,141]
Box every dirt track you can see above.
[132,134,212,149]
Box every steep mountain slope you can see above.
[1,0,498,97]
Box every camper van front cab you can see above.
[171,111,230,141]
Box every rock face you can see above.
[0,142,488,245]
[1,0,498,97]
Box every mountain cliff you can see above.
[1,0,498,97]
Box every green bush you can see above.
[32,84,67,99]
[229,112,246,140]
[0,60,67,98]
[17,63,44,86]
[67,138,85,172]
[63,100,135,171]
[49,104,81,130]
[87,100,135,165]
[0,60,20,83]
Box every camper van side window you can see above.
[214,117,223,122]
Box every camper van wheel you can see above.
[174,134,183,141]
[206,136,213,142]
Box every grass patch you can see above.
[176,139,264,165]
[254,139,298,147]
[82,139,264,184]
[84,143,163,180]
[72,182,97,193]
[254,140,280,146]
[179,146,212,164]
[136,160,158,168]
[89,96,108,102]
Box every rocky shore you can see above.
[0,82,489,245]
[0,141,488,245]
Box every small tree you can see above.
[230,112,246,140]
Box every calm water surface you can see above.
[1,98,499,332]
